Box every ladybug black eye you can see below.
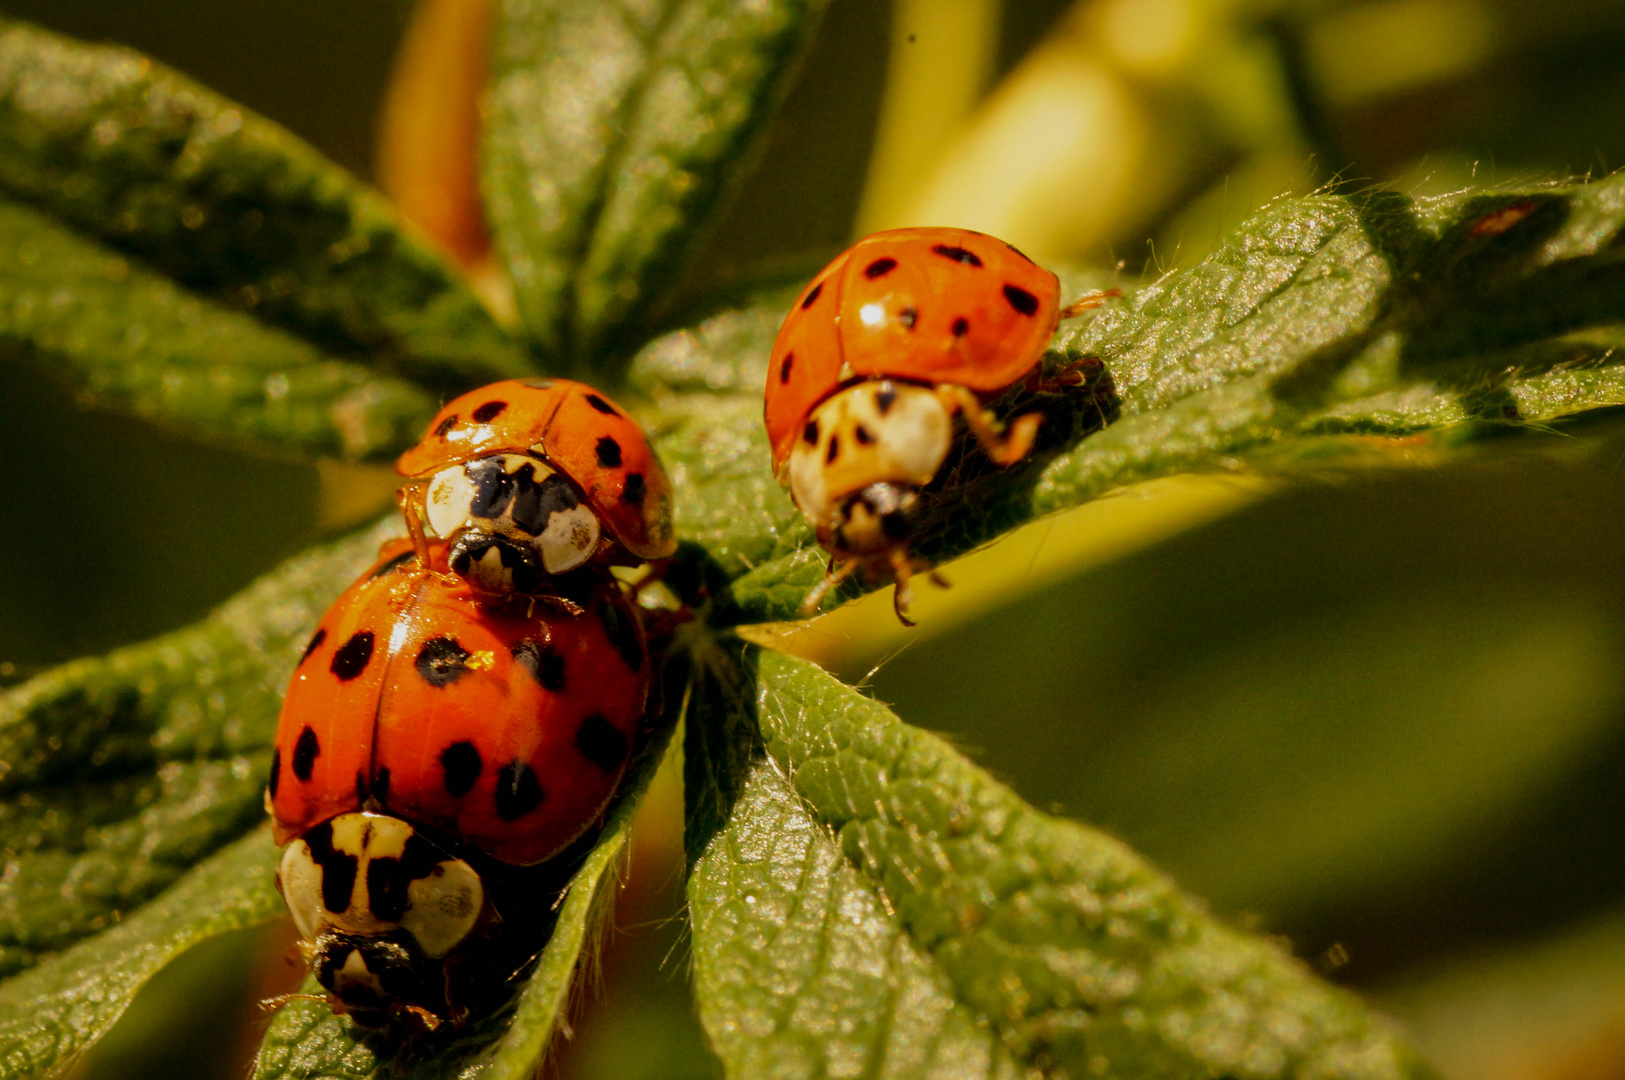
[803,420,819,445]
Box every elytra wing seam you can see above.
[367,569,434,809]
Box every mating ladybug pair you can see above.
[265,227,1113,1029]
[266,378,676,1026]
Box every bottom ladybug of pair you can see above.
[264,538,654,1027]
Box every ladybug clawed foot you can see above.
[799,548,948,627]
[889,550,948,627]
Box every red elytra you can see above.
[268,539,650,866]
[763,227,1061,469]
[396,378,676,562]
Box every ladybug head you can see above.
[422,453,604,587]
[310,930,431,1027]
[277,812,487,1025]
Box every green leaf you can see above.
[628,177,1625,623]
[0,196,436,460]
[687,644,1439,1080]
[483,0,830,373]
[0,829,282,1080]
[0,518,393,981]
[250,684,683,1080]
[0,16,530,392]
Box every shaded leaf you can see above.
[483,0,830,373]
[0,518,395,978]
[0,829,282,1080]
[0,197,435,460]
[687,644,1438,1080]
[0,16,529,391]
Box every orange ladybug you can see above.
[763,227,1114,621]
[266,539,649,1025]
[396,379,675,604]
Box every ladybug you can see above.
[266,539,650,1026]
[763,226,1115,621]
[395,379,676,604]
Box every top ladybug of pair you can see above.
[393,378,677,608]
[764,226,1116,622]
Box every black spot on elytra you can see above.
[779,353,794,383]
[855,424,874,445]
[292,726,320,781]
[951,316,970,337]
[373,766,390,802]
[599,599,644,672]
[800,281,824,308]
[803,419,819,445]
[826,435,840,464]
[366,832,444,923]
[576,714,627,771]
[932,243,983,267]
[495,761,544,820]
[440,741,482,797]
[596,436,623,468]
[355,769,368,803]
[1003,283,1040,316]
[472,400,508,423]
[300,627,327,665]
[434,415,458,438]
[416,637,471,687]
[368,548,416,579]
[513,639,566,690]
[584,394,617,416]
[864,257,897,279]
[330,631,375,681]
[875,386,897,415]
[622,472,646,508]
[267,747,281,798]
[899,306,918,329]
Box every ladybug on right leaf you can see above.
[764,226,1116,623]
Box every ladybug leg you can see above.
[397,483,433,575]
[889,550,946,627]
[394,1002,444,1031]
[935,384,1040,468]
[256,991,332,1014]
[800,556,861,617]
[531,594,586,618]
[1058,287,1121,320]
[1028,355,1106,394]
